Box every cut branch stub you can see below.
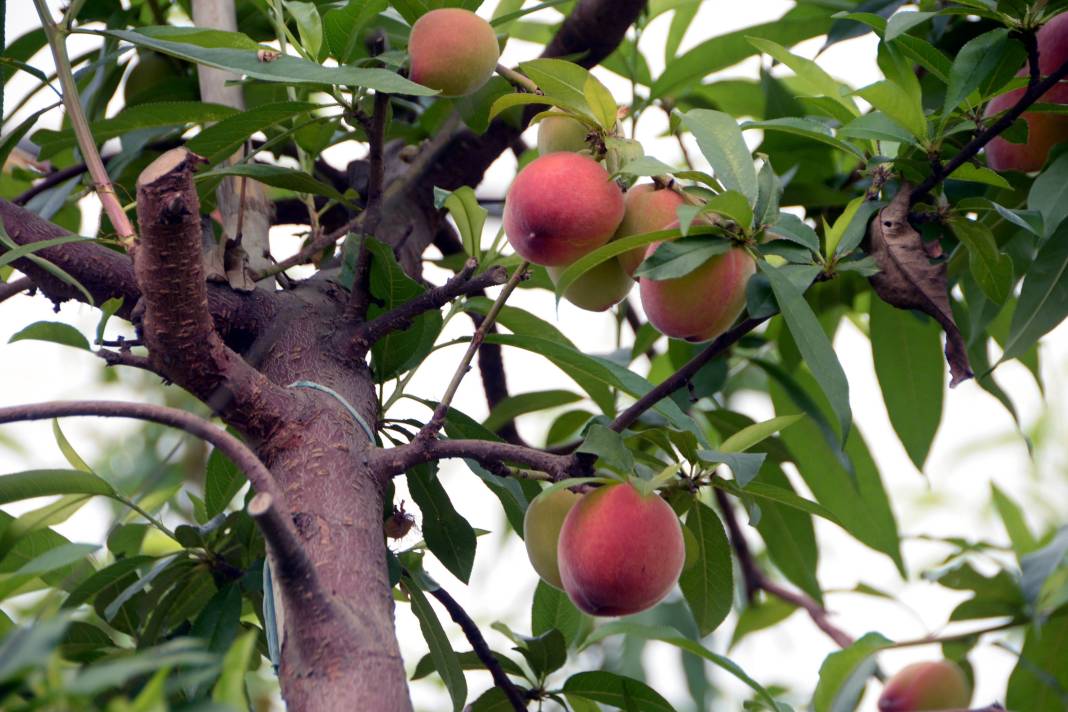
[867,186,973,387]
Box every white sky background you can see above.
[3,1,1068,710]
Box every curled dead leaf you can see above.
[868,186,973,387]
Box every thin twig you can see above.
[496,63,540,94]
[610,317,768,433]
[248,492,332,612]
[0,400,284,503]
[96,348,160,375]
[427,585,527,710]
[371,437,574,481]
[418,262,529,440]
[353,261,508,354]
[347,89,391,321]
[912,54,1068,201]
[31,0,136,244]
[0,277,34,305]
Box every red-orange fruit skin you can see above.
[408,9,499,97]
[616,184,687,276]
[639,242,756,342]
[504,153,625,266]
[984,12,1068,172]
[878,660,972,711]
[557,483,685,617]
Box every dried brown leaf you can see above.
[868,186,973,387]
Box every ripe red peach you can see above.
[504,153,625,266]
[615,184,687,276]
[546,258,634,312]
[557,483,684,616]
[878,660,972,711]
[408,9,499,97]
[639,237,755,342]
[984,12,1068,172]
[523,487,583,589]
[537,115,590,155]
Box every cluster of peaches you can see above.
[505,123,755,343]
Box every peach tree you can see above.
[1,0,1067,710]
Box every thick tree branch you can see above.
[0,400,284,503]
[610,317,767,433]
[912,54,1068,201]
[132,148,291,436]
[370,437,573,480]
[353,261,507,354]
[426,585,527,710]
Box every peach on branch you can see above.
[537,115,590,155]
[408,9,499,97]
[615,183,687,276]
[523,487,583,589]
[877,660,972,711]
[547,258,634,312]
[639,238,755,342]
[984,12,1068,172]
[504,153,625,266]
[557,482,684,616]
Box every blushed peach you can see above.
[408,9,499,97]
[878,660,971,711]
[615,184,687,276]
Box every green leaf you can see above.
[681,109,759,205]
[741,118,866,160]
[185,101,318,164]
[103,28,435,95]
[32,102,237,159]
[990,483,1039,558]
[204,448,245,518]
[856,80,927,139]
[0,226,93,305]
[404,575,468,711]
[581,623,789,711]
[8,320,89,351]
[198,163,348,203]
[0,614,72,684]
[284,1,323,58]
[532,580,584,646]
[0,542,99,600]
[730,596,797,650]
[948,217,1013,304]
[517,628,567,677]
[483,390,582,433]
[652,4,833,98]
[551,225,694,298]
[407,463,477,583]
[634,236,731,280]
[0,469,114,504]
[436,186,488,262]
[747,38,857,116]
[576,424,635,474]
[948,162,1012,189]
[1000,220,1068,364]
[829,198,884,259]
[1028,151,1068,238]
[769,368,903,571]
[519,59,593,117]
[584,74,618,131]
[884,11,935,41]
[563,670,676,711]
[768,212,820,253]
[943,28,1010,116]
[412,649,525,682]
[67,639,217,696]
[838,111,917,145]
[678,501,733,636]
[760,261,852,442]
[719,414,802,453]
[1006,610,1068,711]
[1020,527,1068,609]
[366,238,445,381]
[212,629,257,707]
[323,0,388,63]
[703,190,755,228]
[756,463,822,603]
[812,632,892,712]
[869,297,944,470]
[697,450,766,487]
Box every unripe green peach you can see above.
[558,482,684,616]
[639,236,755,342]
[615,184,687,276]
[504,153,625,266]
[878,660,972,711]
[523,487,583,589]
[984,12,1068,172]
[546,258,634,312]
[408,9,499,97]
[537,115,590,155]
